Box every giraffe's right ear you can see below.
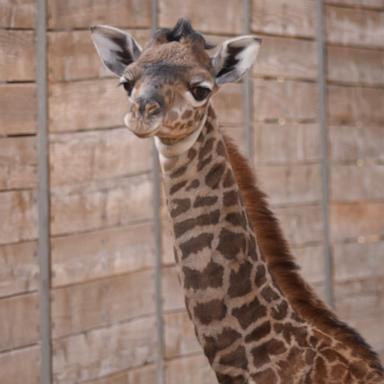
[90,25,142,77]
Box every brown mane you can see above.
[223,133,383,371]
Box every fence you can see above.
[0,0,383,383]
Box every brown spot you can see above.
[186,179,199,190]
[350,362,366,379]
[174,210,220,238]
[252,339,287,366]
[219,345,248,370]
[309,335,319,348]
[216,374,246,384]
[170,198,191,218]
[216,141,226,156]
[232,297,267,329]
[205,120,214,132]
[261,286,280,302]
[313,356,327,384]
[255,264,267,287]
[245,321,271,343]
[170,164,187,178]
[181,109,193,119]
[188,147,197,160]
[169,180,187,195]
[322,348,339,363]
[331,364,347,380]
[207,106,216,119]
[227,260,253,298]
[305,349,316,365]
[271,300,288,320]
[204,327,241,363]
[216,228,246,260]
[197,154,212,171]
[274,323,284,333]
[205,162,226,189]
[223,169,235,187]
[248,235,258,260]
[199,137,215,161]
[251,368,277,382]
[193,195,218,208]
[225,212,247,228]
[179,233,214,259]
[193,299,227,325]
[223,190,238,206]
[182,260,224,290]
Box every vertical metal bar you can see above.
[150,1,165,383]
[36,0,52,382]
[316,0,334,308]
[243,0,254,159]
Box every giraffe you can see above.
[91,19,384,383]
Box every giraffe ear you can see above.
[212,36,261,85]
[90,24,142,77]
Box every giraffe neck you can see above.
[159,107,312,382]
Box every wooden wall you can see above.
[0,1,383,383]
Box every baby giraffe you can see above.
[91,19,384,383]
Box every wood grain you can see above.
[0,0,35,28]
[0,30,35,81]
[47,0,151,29]
[0,84,36,135]
[51,222,155,287]
[49,128,151,186]
[0,136,36,191]
[326,0,384,9]
[0,293,39,352]
[0,240,38,298]
[252,0,315,38]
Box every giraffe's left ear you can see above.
[212,36,261,85]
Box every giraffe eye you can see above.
[121,81,134,96]
[191,85,211,101]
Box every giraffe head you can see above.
[91,19,261,142]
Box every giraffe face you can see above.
[91,19,261,142]
[120,41,216,141]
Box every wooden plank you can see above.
[274,204,324,246]
[0,30,35,81]
[0,190,37,245]
[0,345,40,384]
[48,29,151,82]
[164,311,201,359]
[331,202,384,240]
[50,173,152,236]
[328,45,384,86]
[253,79,318,122]
[293,244,325,285]
[252,0,316,38]
[159,0,243,34]
[52,269,155,338]
[52,317,156,384]
[331,164,384,202]
[47,0,151,29]
[49,79,128,132]
[327,0,384,9]
[50,128,151,186]
[0,241,38,298]
[253,123,320,165]
[0,84,36,135]
[0,293,39,352]
[326,5,384,48]
[0,136,36,191]
[166,354,216,384]
[211,83,244,126]
[329,125,384,162]
[162,266,185,313]
[333,240,384,282]
[0,0,36,28]
[52,222,155,287]
[253,36,317,80]
[255,164,321,206]
[82,365,156,384]
[328,85,384,126]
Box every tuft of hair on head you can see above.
[153,17,215,49]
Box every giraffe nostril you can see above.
[145,101,161,117]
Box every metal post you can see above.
[243,0,254,159]
[150,1,165,383]
[36,0,52,382]
[315,0,334,308]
